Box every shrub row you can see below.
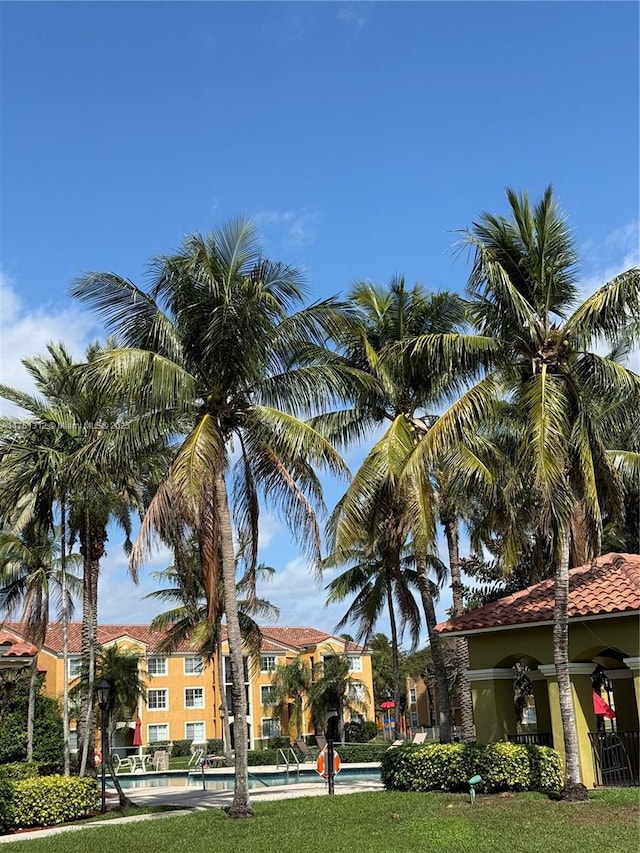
[0,775,98,833]
[0,761,60,780]
[381,742,563,794]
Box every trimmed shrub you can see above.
[334,743,389,763]
[0,779,14,833]
[9,775,98,828]
[207,739,223,756]
[0,761,60,780]
[247,749,280,766]
[267,736,291,751]
[381,742,562,795]
[171,739,192,757]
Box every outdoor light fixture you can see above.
[96,679,111,813]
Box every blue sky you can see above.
[1,2,638,643]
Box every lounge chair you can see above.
[111,753,134,773]
[315,735,327,751]
[151,749,169,771]
[412,732,427,745]
[295,737,318,762]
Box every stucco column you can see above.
[540,663,596,788]
[622,658,640,725]
[466,668,516,742]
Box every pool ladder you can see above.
[277,747,300,782]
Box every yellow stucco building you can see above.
[2,622,374,754]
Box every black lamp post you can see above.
[96,679,111,813]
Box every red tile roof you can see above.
[2,623,366,656]
[436,553,640,636]
[0,629,38,659]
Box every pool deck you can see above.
[0,763,384,843]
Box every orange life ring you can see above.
[316,747,341,780]
[94,749,102,765]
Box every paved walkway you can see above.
[0,764,384,843]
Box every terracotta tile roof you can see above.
[2,622,366,656]
[436,552,640,636]
[0,629,38,658]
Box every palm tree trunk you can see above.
[79,514,103,776]
[415,556,453,743]
[216,631,233,759]
[385,576,401,740]
[60,496,71,776]
[215,472,253,818]
[26,657,39,762]
[444,518,474,741]
[554,528,587,800]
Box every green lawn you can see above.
[3,789,638,853]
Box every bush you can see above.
[247,749,281,766]
[380,742,562,795]
[334,743,389,763]
[267,736,291,751]
[0,779,14,833]
[171,739,192,757]
[361,721,379,742]
[8,775,98,828]
[206,739,223,756]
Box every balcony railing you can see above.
[588,731,639,787]
[508,732,554,748]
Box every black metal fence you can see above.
[588,731,640,787]
[508,732,554,748]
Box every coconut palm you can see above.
[324,532,421,739]
[0,512,81,761]
[308,649,370,742]
[405,186,640,797]
[70,219,363,817]
[265,654,313,741]
[323,276,469,742]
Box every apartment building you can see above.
[2,622,373,751]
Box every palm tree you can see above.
[308,649,369,742]
[0,342,160,776]
[324,276,468,742]
[71,220,362,817]
[0,512,81,761]
[324,533,421,739]
[405,187,640,797]
[266,654,313,740]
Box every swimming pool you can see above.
[109,765,381,791]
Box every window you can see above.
[348,681,365,702]
[411,712,419,728]
[262,718,280,739]
[350,712,364,724]
[68,657,82,678]
[261,685,275,706]
[184,656,205,675]
[148,689,168,710]
[409,687,417,705]
[69,730,78,752]
[185,721,205,742]
[147,656,167,676]
[185,687,204,709]
[148,724,168,743]
[260,655,276,672]
[347,654,362,672]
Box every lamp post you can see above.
[96,679,111,814]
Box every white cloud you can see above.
[253,210,319,250]
[98,541,174,625]
[578,220,639,298]
[0,273,98,416]
[337,4,368,33]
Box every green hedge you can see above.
[207,739,223,756]
[171,739,192,757]
[7,775,98,829]
[381,742,563,794]
[0,761,60,780]
[0,780,14,833]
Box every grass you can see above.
[2,789,638,852]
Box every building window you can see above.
[350,712,364,724]
[347,654,362,672]
[147,656,167,676]
[68,657,82,678]
[260,655,276,672]
[148,689,168,711]
[348,681,365,702]
[69,730,78,752]
[411,712,419,728]
[185,687,204,709]
[409,687,417,705]
[185,721,205,743]
[184,656,205,675]
[261,718,280,739]
[261,685,276,706]
[148,724,168,743]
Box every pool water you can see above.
[110,766,381,791]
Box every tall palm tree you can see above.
[324,276,468,742]
[308,649,370,742]
[324,534,421,739]
[0,513,81,761]
[405,187,640,797]
[71,220,363,817]
[266,653,313,740]
[0,342,159,776]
